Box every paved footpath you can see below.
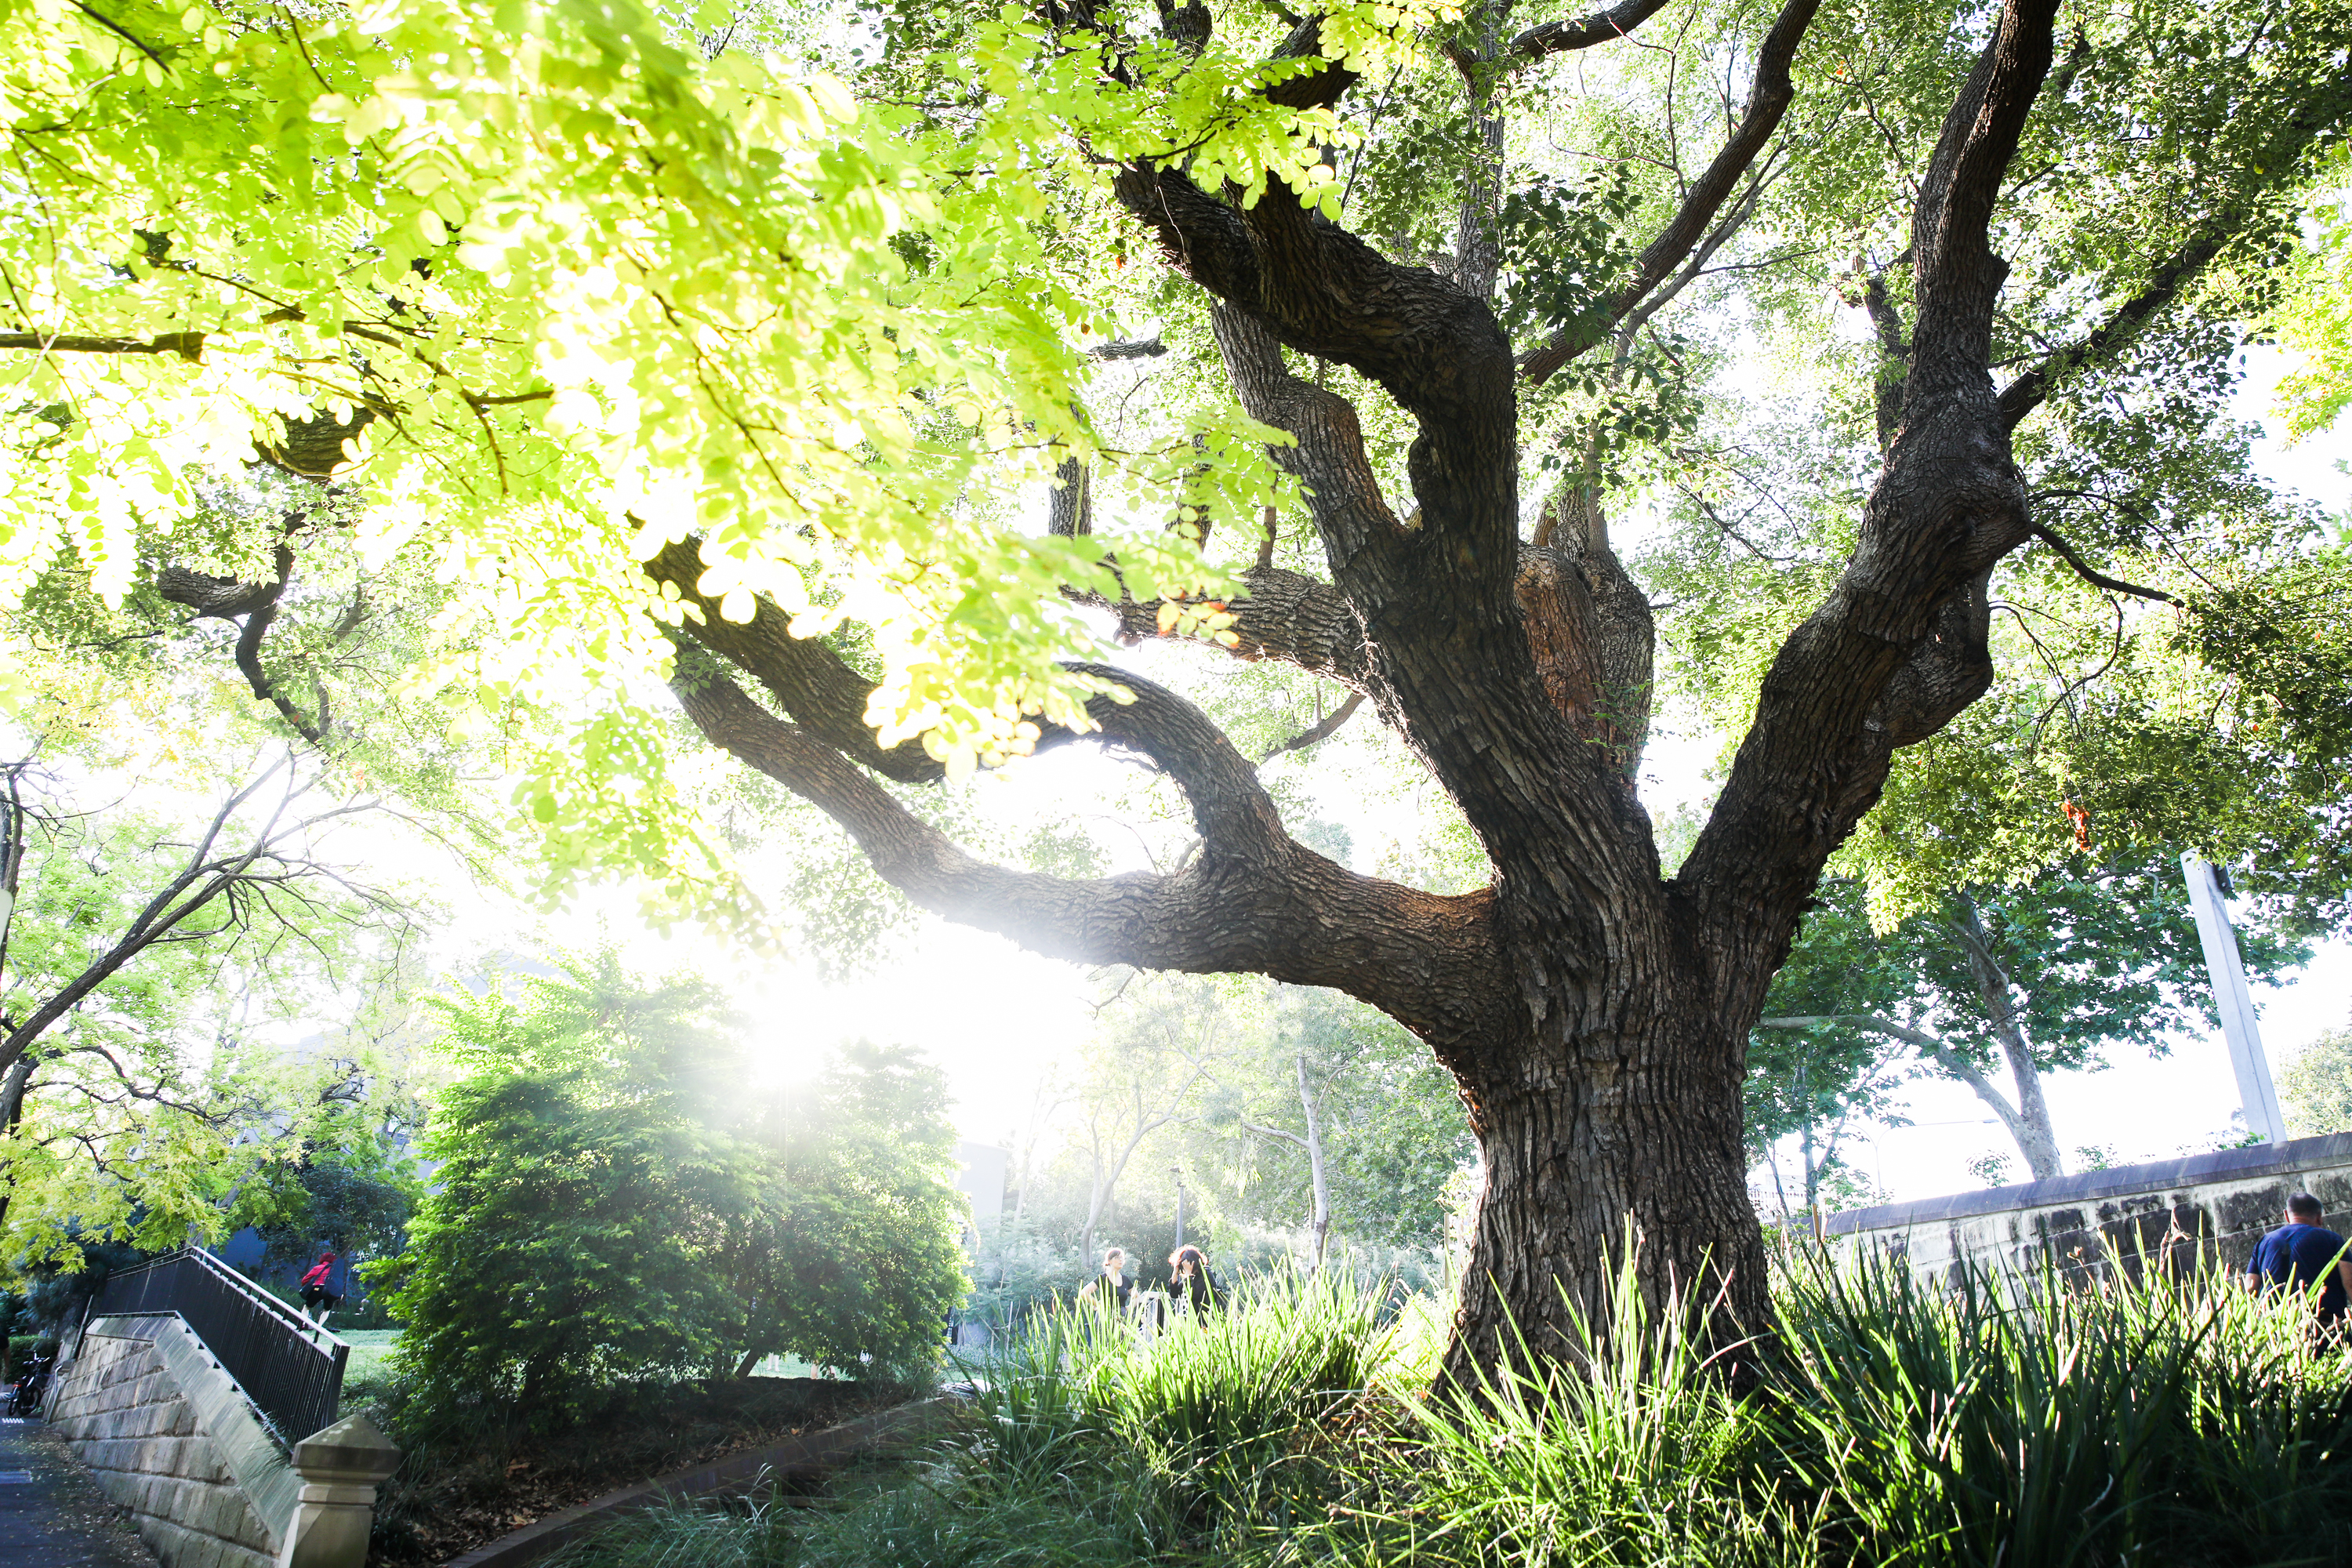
[0,1416,158,1568]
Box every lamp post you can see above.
[1171,1165,1186,1248]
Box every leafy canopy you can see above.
[0,0,1459,923]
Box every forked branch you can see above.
[666,647,1512,1048]
[1519,0,1821,385]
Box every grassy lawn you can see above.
[337,1328,402,1385]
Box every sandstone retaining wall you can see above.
[47,1315,284,1568]
[1824,1131,2352,1281]
[47,1314,395,1568]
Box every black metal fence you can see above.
[85,1247,349,1444]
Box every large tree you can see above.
[650,0,2350,1384]
[5,0,2349,1386]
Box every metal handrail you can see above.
[85,1247,350,1444]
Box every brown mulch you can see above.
[362,1377,906,1567]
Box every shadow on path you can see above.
[0,1416,158,1568]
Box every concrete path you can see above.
[0,1417,158,1568]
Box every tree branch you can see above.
[1757,1012,2026,1136]
[666,649,1513,1055]
[0,330,205,358]
[1995,229,2227,434]
[1519,0,1820,385]
[2023,521,2179,605]
[1095,564,1377,691]
[1905,0,2061,399]
[1504,0,1681,64]
[0,756,367,1076]
[1995,67,2352,433]
[158,541,329,742]
[1240,1119,1311,1149]
[642,537,947,784]
[1679,0,2062,1005]
[1260,691,1364,763]
[1859,262,1910,452]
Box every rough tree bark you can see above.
[625,0,2328,1385]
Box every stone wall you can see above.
[47,1315,287,1568]
[47,1312,401,1568]
[1824,1131,2352,1281]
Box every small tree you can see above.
[719,1041,968,1382]
[2281,1026,2352,1138]
[1755,855,2310,1181]
[380,958,759,1421]
[1068,974,1219,1276]
[1212,985,1472,1263]
[383,956,967,1421]
[1744,1019,1910,1218]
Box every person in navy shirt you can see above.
[2246,1192,2352,1327]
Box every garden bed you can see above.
[360,1374,906,1567]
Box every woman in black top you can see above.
[1082,1247,1134,1311]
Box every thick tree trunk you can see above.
[1443,972,1769,1392]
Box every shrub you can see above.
[378,953,967,1427]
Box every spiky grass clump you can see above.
[551,1250,2352,1568]
[1770,1250,2352,1566]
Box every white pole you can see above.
[2180,853,2287,1145]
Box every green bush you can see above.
[376,953,967,1428]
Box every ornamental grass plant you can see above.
[550,1247,2352,1568]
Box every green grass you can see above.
[545,1253,2352,1568]
[339,1329,402,1379]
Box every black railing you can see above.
[85,1247,349,1444]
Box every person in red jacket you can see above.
[299,1251,341,1325]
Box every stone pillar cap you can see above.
[292,1411,402,1483]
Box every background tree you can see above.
[383,954,966,1422]
[2281,1023,2352,1139]
[719,1040,969,1382]
[241,1052,430,1279]
[1755,855,2314,1181]
[1744,1007,1909,1218]
[0,742,418,1264]
[1207,984,1472,1265]
[381,956,758,1421]
[1067,973,1221,1275]
[6,0,2349,1383]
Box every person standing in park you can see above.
[2247,1193,2352,1329]
[1080,1247,1133,1312]
[298,1251,342,1326]
[1167,1245,1219,1316]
